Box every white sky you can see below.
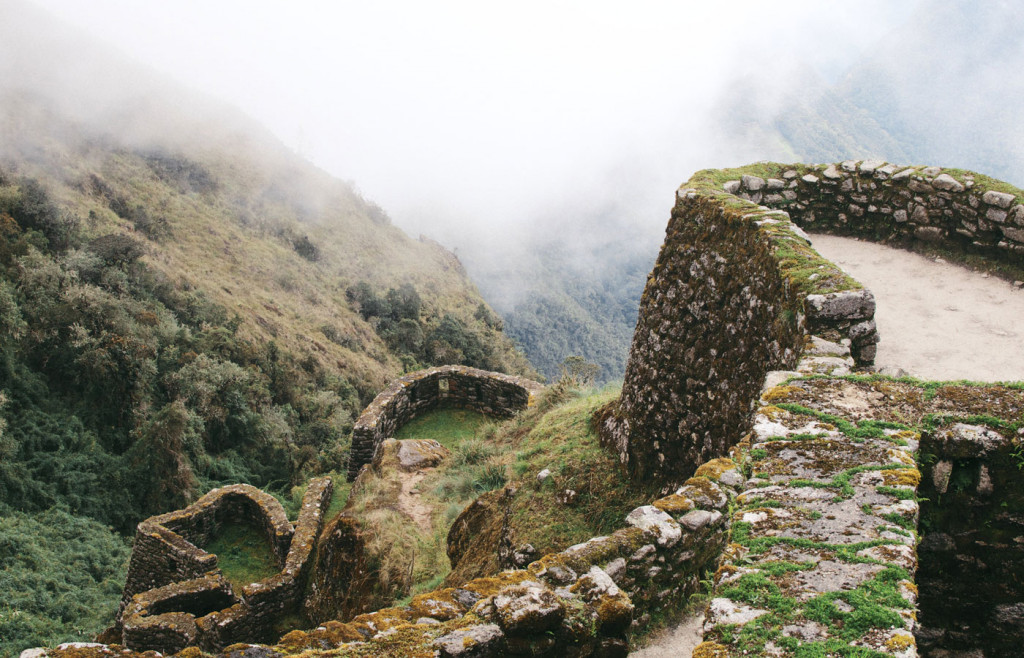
[29,0,922,240]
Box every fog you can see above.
[23,0,921,249]
[10,0,1024,379]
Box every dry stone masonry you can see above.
[115,479,333,653]
[33,163,1024,658]
[347,365,544,481]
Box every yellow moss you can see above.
[176,648,206,658]
[881,468,921,487]
[761,385,802,403]
[885,633,916,651]
[692,641,730,658]
[695,457,737,482]
[652,493,695,515]
[758,405,787,421]
[461,569,532,598]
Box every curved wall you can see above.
[346,365,544,481]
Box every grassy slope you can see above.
[343,384,655,609]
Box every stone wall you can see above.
[597,195,805,491]
[916,422,1024,657]
[271,465,734,657]
[728,161,1024,263]
[347,365,544,481]
[116,478,333,653]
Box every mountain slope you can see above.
[0,4,533,651]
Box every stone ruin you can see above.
[347,364,544,481]
[111,479,333,653]
[35,161,1024,658]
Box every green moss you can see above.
[202,520,279,590]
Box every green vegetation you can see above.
[0,508,131,657]
[344,382,652,611]
[394,408,492,447]
[0,92,535,654]
[202,521,281,591]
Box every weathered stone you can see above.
[922,166,942,177]
[433,624,505,657]
[766,178,786,190]
[932,173,965,192]
[493,585,565,635]
[625,506,682,548]
[804,289,875,321]
[982,190,1016,208]
[723,180,741,194]
[741,175,765,191]
[859,159,886,175]
[915,226,945,242]
[822,165,843,180]
[801,174,819,185]
[932,460,953,494]
[894,209,908,223]
[678,509,719,532]
[841,160,858,172]
[397,439,449,471]
[986,207,1008,223]
[892,168,916,181]
[931,423,1007,458]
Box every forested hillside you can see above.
[0,5,533,651]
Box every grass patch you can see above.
[394,408,494,448]
[203,520,280,590]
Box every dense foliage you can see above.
[0,507,131,657]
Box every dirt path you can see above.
[810,234,1024,382]
[396,471,433,532]
[629,611,705,657]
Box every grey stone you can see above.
[876,164,897,179]
[536,468,551,484]
[987,207,1008,223]
[804,289,875,321]
[841,160,858,172]
[603,558,627,583]
[789,223,811,242]
[977,464,994,495]
[783,169,798,179]
[823,165,843,180]
[932,460,953,493]
[892,168,916,181]
[706,598,768,626]
[1002,225,1024,242]
[915,226,945,242]
[894,209,908,223]
[983,190,1016,208]
[626,505,682,547]
[933,423,1007,458]
[802,174,820,185]
[762,370,802,391]
[922,166,942,177]
[1010,205,1024,227]
[723,180,741,194]
[494,586,564,634]
[676,187,696,201]
[417,616,441,625]
[20,650,48,658]
[397,439,449,471]
[804,335,851,357]
[932,173,965,192]
[679,509,719,531]
[453,588,483,609]
[848,319,878,344]
[741,175,765,191]
[433,624,505,657]
[766,178,786,190]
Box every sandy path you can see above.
[630,235,1024,657]
[397,471,433,532]
[629,612,705,657]
[809,234,1024,382]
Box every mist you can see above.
[9,0,1024,380]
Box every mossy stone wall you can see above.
[599,196,803,490]
[347,365,544,481]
